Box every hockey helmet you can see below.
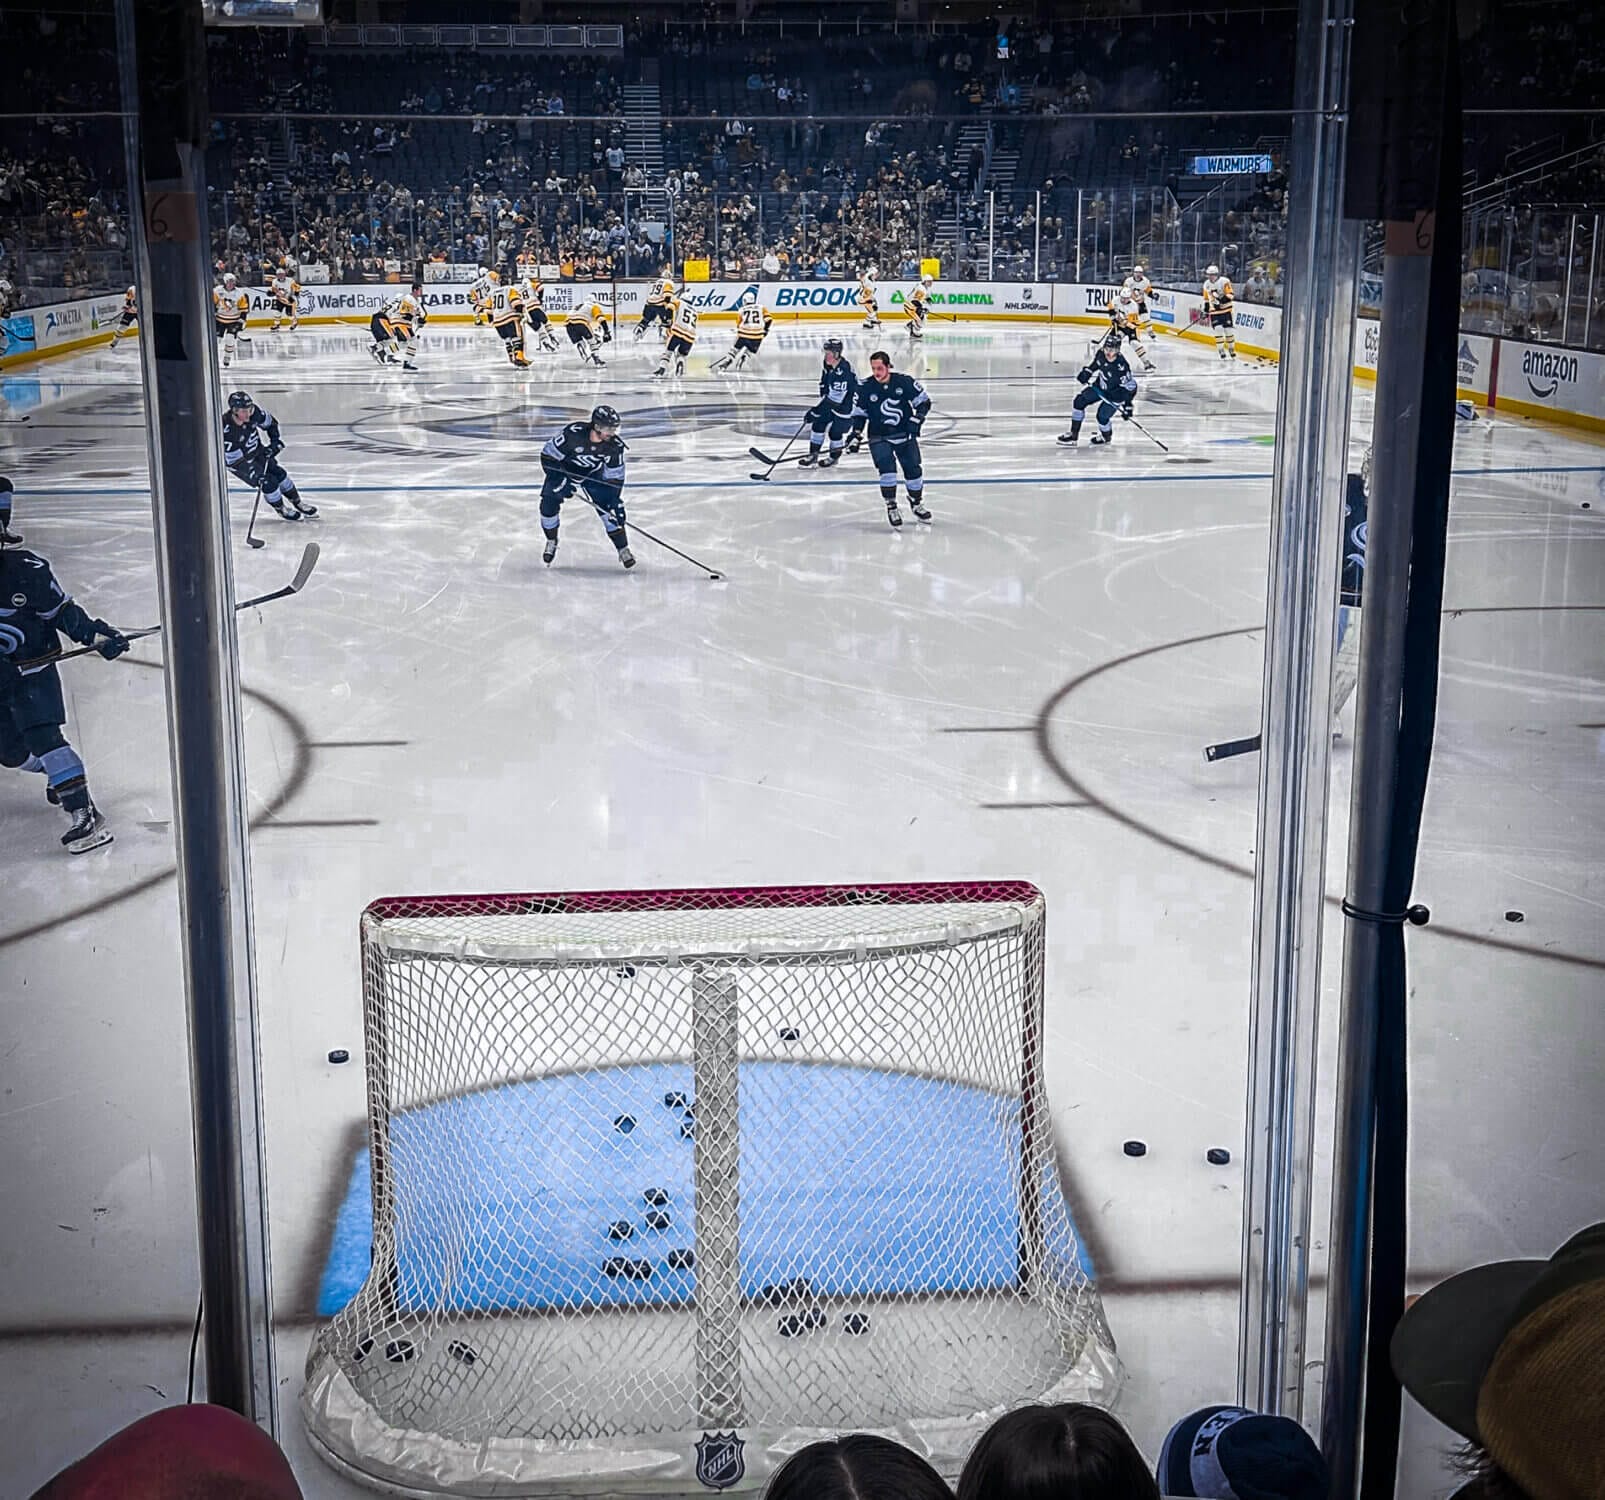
[1132,263,1145,277]
[921,273,934,285]
[227,389,255,413]
[222,272,237,289]
[1100,331,1123,353]
[0,476,12,492]
[1206,263,1221,278]
[590,405,621,435]
[822,337,845,356]
[411,281,423,294]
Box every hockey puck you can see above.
[778,1026,801,1043]
[614,964,637,979]
[352,1335,375,1363]
[614,1114,637,1135]
[645,1209,673,1231]
[663,1091,688,1110]
[446,1340,478,1366]
[602,1256,654,1280]
[327,1048,350,1065]
[843,1311,871,1336]
[1505,910,1525,923]
[607,1220,635,1241]
[1207,1147,1232,1166]
[1122,1140,1148,1158]
[384,1339,417,1364]
[666,1247,695,1271]
[680,1117,696,1140]
[643,1186,671,1207]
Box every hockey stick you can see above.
[572,493,723,580]
[1204,733,1261,762]
[19,543,321,669]
[244,483,266,549]
[1122,412,1170,453]
[749,416,812,481]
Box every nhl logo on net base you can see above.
[694,1431,746,1491]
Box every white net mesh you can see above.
[302,882,1120,1495]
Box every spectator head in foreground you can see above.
[30,1404,304,1499]
[1391,1221,1605,1500]
[957,1403,1159,1500]
[1156,1406,1327,1500]
[767,1434,953,1500]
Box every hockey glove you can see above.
[90,621,130,660]
[1076,367,1094,384]
[805,402,825,424]
[1121,401,1134,420]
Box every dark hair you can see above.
[870,349,892,366]
[766,1434,954,1500]
[956,1404,1160,1500]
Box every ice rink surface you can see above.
[2,318,1602,1496]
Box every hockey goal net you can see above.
[302,881,1119,1495]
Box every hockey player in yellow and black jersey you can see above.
[469,266,500,327]
[906,274,936,339]
[370,282,426,370]
[635,272,676,341]
[652,297,699,378]
[1202,264,1237,360]
[520,277,560,352]
[709,292,773,372]
[269,269,302,332]
[565,300,612,367]
[488,280,530,366]
[213,273,249,367]
[108,286,139,348]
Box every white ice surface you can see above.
[2,320,1601,1496]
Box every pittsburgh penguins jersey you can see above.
[1122,273,1152,305]
[646,277,676,307]
[1203,273,1235,310]
[567,302,609,336]
[909,283,933,311]
[470,270,499,303]
[213,286,248,324]
[541,420,626,497]
[858,273,878,305]
[270,274,301,303]
[518,278,545,309]
[1076,350,1139,404]
[221,405,284,479]
[0,548,102,676]
[384,292,425,328]
[667,301,699,343]
[122,286,137,312]
[736,304,772,341]
[489,283,525,325]
[1109,294,1143,332]
[816,356,859,415]
[857,370,931,439]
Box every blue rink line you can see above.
[28,462,1605,503]
[316,1060,1092,1318]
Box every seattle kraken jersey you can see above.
[1076,351,1138,404]
[1341,470,1368,607]
[857,371,931,438]
[0,549,100,675]
[816,358,859,416]
[221,407,284,476]
[541,421,626,497]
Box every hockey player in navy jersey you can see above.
[0,475,19,544]
[1058,333,1140,447]
[858,350,932,528]
[538,406,634,569]
[222,391,317,522]
[1,499,128,852]
[798,338,863,468]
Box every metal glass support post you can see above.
[1034,188,1041,280]
[1586,215,1599,348]
[988,189,996,279]
[1238,0,1357,1420]
[114,0,277,1427]
[1563,216,1576,344]
[1075,190,1083,281]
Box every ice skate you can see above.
[817,452,840,468]
[618,547,636,569]
[1057,430,1080,446]
[62,801,113,854]
[543,536,559,566]
[797,451,821,468]
[1090,431,1113,446]
[886,501,904,529]
[910,499,932,522]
